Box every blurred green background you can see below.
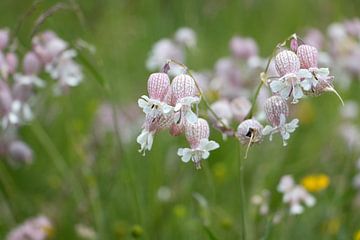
[0,0,360,239]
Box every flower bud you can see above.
[0,81,12,116]
[290,39,299,52]
[6,52,18,74]
[264,96,289,127]
[147,73,170,100]
[174,27,197,48]
[236,119,263,145]
[0,29,9,50]
[23,52,42,75]
[275,50,300,76]
[8,141,33,165]
[297,45,318,69]
[185,118,209,148]
[171,74,196,103]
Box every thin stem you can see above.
[238,142,246,240]
[77,51,143,225]
[30,120,86,205]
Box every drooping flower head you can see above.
[264,95,289,127]
[177,118,219,169]
[171,74,200,124]
[263,96,299,146]
[138,73,173,117]
[185,118,209,148]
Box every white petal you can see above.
[185,110,198,124]
[270,80,285,93]
[262,125,274,135]
[138,98,148,109]
[290,203,304,215]
[297,69,312,78]
[293,85,304,100]
[201,151,210,159]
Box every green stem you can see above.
[30,120,86,206]
[238,142,246,240]
[77,52,143,225]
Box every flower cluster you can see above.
[137,68,219,169]
[278,175,316,215]
[0,28,84,166]
[6,215,53,240]
[302,18,360,90]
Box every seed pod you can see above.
[185,118,209,148]
[275,50,300,76]
[264,96,289,126]
[8,141,33,165]
[147,73,170,100]
[236,119,263,145]
[23,52,42,75]
[171,74,196,103]
[297,45,318,69]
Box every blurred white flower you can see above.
[174,27,197,48]
[251,189,270,215]
[146,39,184,75]
[278,175,316,215]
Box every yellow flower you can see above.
[301,174,330,192]
[354,230,360,240]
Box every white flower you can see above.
[177,138,219,169]
[136,129,154,156]
[14,74,45,88]
[46,49,83,90]
[251,190,270,216]
[262,114,299,146]
[138,95,173,116]
[269,72,304,103]
[278,175,316,215]
[2,100,33,128]
[174,96,200,124]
